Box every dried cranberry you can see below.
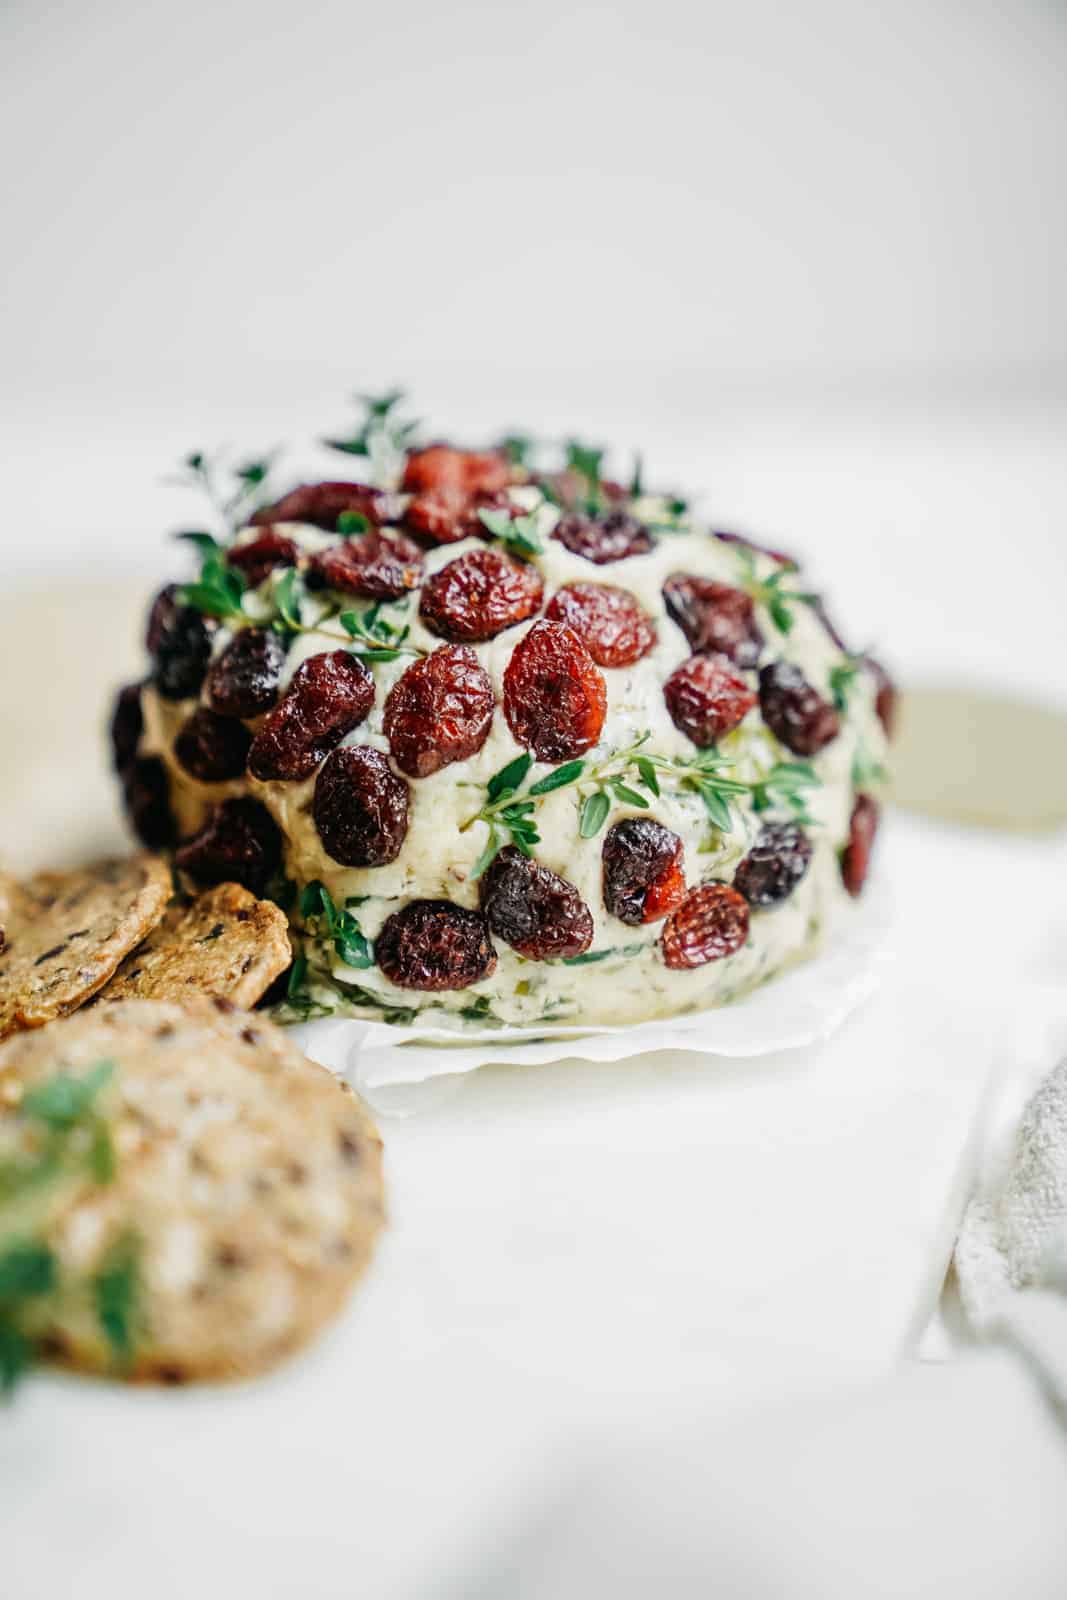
[479,846,594,959]
[384,645,494,778]
[176,797,282,894]
[664,654,756,746]
[865,657,896,738]
[376,900,497,991]
[758,661,840,756]
[312,746,410,867]
[250,481,399,530]
[663,575,763,668]
[248,651,375,782]
[420,548,543,643]
[602,819,686,926]
[226,530,300,587]
[661,882,749,970]
[544,583,656,667]
[306,528,424,601]
[841,794,879,897]
[502,620,607,763]
[541,470,629,512]
[733,822,813,908]
[174,708,253,782]
[711,530,796,566]
[110,683,143,773]
[146,585,216,701]
[206,628,287,719]
[553,509,654,565]
[122,756,176,850]
[401,447,514,544]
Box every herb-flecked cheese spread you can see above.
[114,400,891,1031]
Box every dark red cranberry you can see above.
[663,654,757,746]
[206,629,288,719]
[602,818,686,926]
[661,882,749,969]
[250,482,400,530]
[174,708,253,782]
[758,661,840,756]
[226,530,300,586]
[376,900,497,990]
[733,822,813,908]
[865,657,896,738]
[146,585,216,701]
[479,846,594,959]
[663,575,763,668]
[841,794,879,897]
[401,447,514,544]
[306,528,424,601]
[248,651,375,782]
[420,548,543,643]
[543,582,656,667]
[711,530,796,566]
[110,683,143,773]
[553,509,654,565]
[502,621,607,762]
[312,746,410,867]
[384,646,495,778]
[122,756,176,850]
[175,798,282,895]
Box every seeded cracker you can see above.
[0,996,385,1381]
[102,883,291,1008]
[0,856,171,1038]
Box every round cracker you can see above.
[0,997,385,1382]
[0,855,172,1038]
[101,883,292,1009]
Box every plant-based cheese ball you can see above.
[112,404,891,1030]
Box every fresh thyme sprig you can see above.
[565,439,607,513]
[177,536,249,622]
[499,434,534,467]
[478,506,546,561]
[337,600,423,661]
[170,449,280,534]
[280,955,417,1026]
[461,735,822,877]
[322,389,420,482]
[829,655,863,712]
[852,745,890,791]
[0,1061,141,1393]
[734,545,820,636]
[299,881,374,970]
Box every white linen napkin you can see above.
[955,1010,1067,1412]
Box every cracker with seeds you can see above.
[0,995,385,1383]
[102,883,291,1008]
[0,856,171,1039]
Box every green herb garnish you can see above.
[323,388,420,471]
[561,943,646,967]
[734,545,819,637]
[565,439,606,512]
[177,543,248,623]
[478,507,544,561]
[299,881,375,970]
[462,732,823,874]
[338,601,421,661]
[92,1234,141,1371]
[852,746,889,791]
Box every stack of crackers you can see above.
[0,856,385,1385]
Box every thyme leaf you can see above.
[299,880,375,970]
